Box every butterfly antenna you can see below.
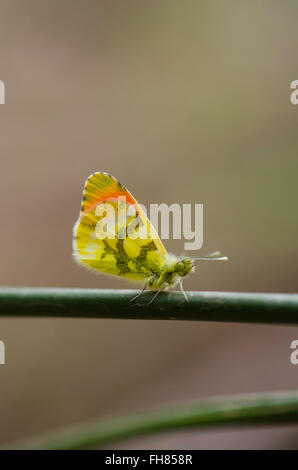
[194,251,228,261]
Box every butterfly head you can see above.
[175,258,195,278]
[159,251,228,289]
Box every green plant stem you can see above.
[0,287,297,324]
[8,391,298,449]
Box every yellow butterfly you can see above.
[73,172,227,303]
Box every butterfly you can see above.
[73,172,227,303]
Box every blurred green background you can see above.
[0,0,298,449]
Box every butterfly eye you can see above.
[177,261,184,271]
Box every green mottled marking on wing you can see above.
[101,239,116,259]
[100,240,130,275]
[115,239,131,274]
[133,241,157,273]
[100,238,158,277]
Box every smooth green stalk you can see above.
[0,287,297,324]
[8,391,298,449]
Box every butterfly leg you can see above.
[147,289,161,306]
[129,282,148,303]
[179,279,188,302]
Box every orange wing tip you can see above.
[79,172,135,215]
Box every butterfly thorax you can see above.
[147,255,195,291]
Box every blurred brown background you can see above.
[0,0,298,449]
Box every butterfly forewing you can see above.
[73,172,168,282]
